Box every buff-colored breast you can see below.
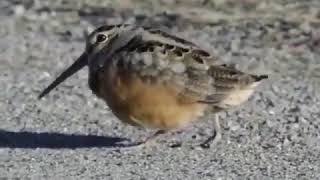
[96,68,207,130]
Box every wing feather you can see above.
[99,27,265,106]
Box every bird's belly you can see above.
[125,97,206,130]
[97,69,207,130]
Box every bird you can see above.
[38,24,268,148]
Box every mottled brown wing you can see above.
[109,30,266,105]
[199,65,261,104]
[109,33,214,100]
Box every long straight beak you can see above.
[38,53,88,99]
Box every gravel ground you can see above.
[1,0,320,179]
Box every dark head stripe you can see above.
[95,24,131,33]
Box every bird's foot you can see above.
[200,130,222,149]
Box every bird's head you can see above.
[38,24,133,99]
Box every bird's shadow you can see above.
[0,129,130,149]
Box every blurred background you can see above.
[0,0,320,179]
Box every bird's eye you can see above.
[96,34,107,43]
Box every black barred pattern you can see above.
[95,24,131,33]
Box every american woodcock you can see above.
[38,24,268,148]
